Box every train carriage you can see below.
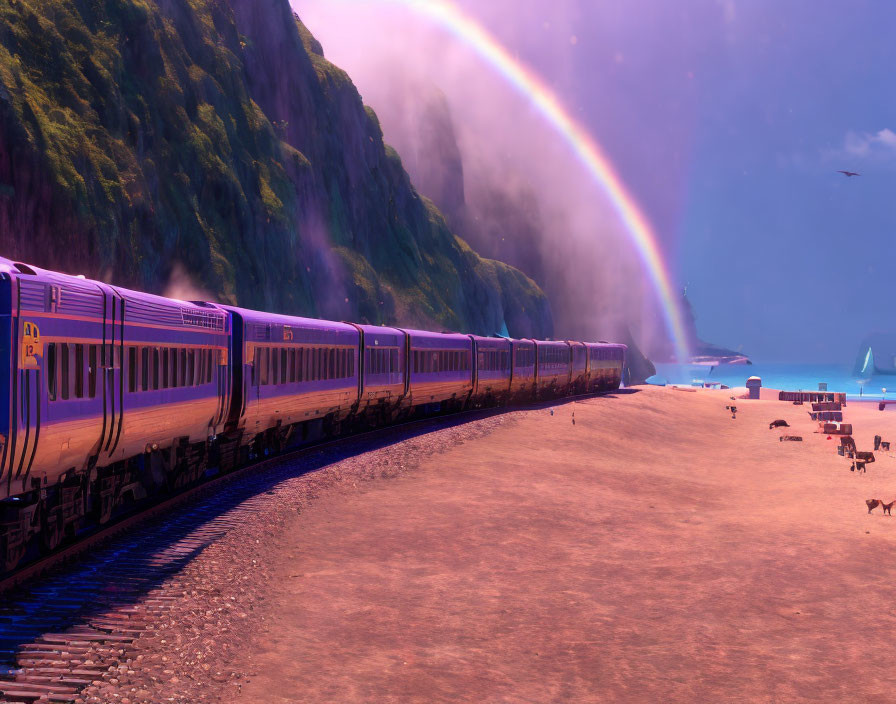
[0,259,231,568]
[585,342,627,392]
[402,330,473,411]
[535,340,573,398]
[222,307,360,450]
[568,341,588,393]
[354,325,408,425]
[509,339,536,401]
[469,335,512,406]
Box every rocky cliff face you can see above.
[0,0,551,338]
[357,73,656,380]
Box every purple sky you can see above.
[296,0,896,364]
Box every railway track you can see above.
[0,397,576,703]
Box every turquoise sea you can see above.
[647,362,896,401]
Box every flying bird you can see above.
[837,170,861,177]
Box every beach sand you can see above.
[238,385,896,703]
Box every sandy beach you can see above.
[226,385,896,703]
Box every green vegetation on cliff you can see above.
[0,0,552,338]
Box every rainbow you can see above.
[329,0,691,361]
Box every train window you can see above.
[390,349,397,374]
[47,343,57,401]
[185,349,194,386]
[88,345,98,398]
[60,343,70,400]
[140,347,149,391]
[161,348,169,388]
[74,344,84,398]
[176,349,184,386]
[127,347,136,393]
[327,349,334,380]
[278,348,285,384]
[271,347,279,386]
[170,348,178,388]
[152,348,160,391]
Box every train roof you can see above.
[356,324,405,346]
[400,328,471,348]
[1,257,228,329]
[219,305,358,335]
[468,335,512,347]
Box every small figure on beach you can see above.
[572,411,575,426]
[853,461,867,473]
[883,500,894,516]
[867,498,881,513]
[769,419,790,429]
[874,434,881,451]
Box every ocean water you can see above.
[647,362,895,401]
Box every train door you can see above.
[97,290,124,464]
[10,314,42,495]
[222,310,246,433]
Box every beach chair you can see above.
[882,441,891,451]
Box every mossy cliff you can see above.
[0,0,551,337]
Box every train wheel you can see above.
[1,529,26,573]
[41,508,63,553]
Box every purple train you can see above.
[0,258,625,571]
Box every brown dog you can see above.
[883,501,895,516]
[867,499,881,513]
